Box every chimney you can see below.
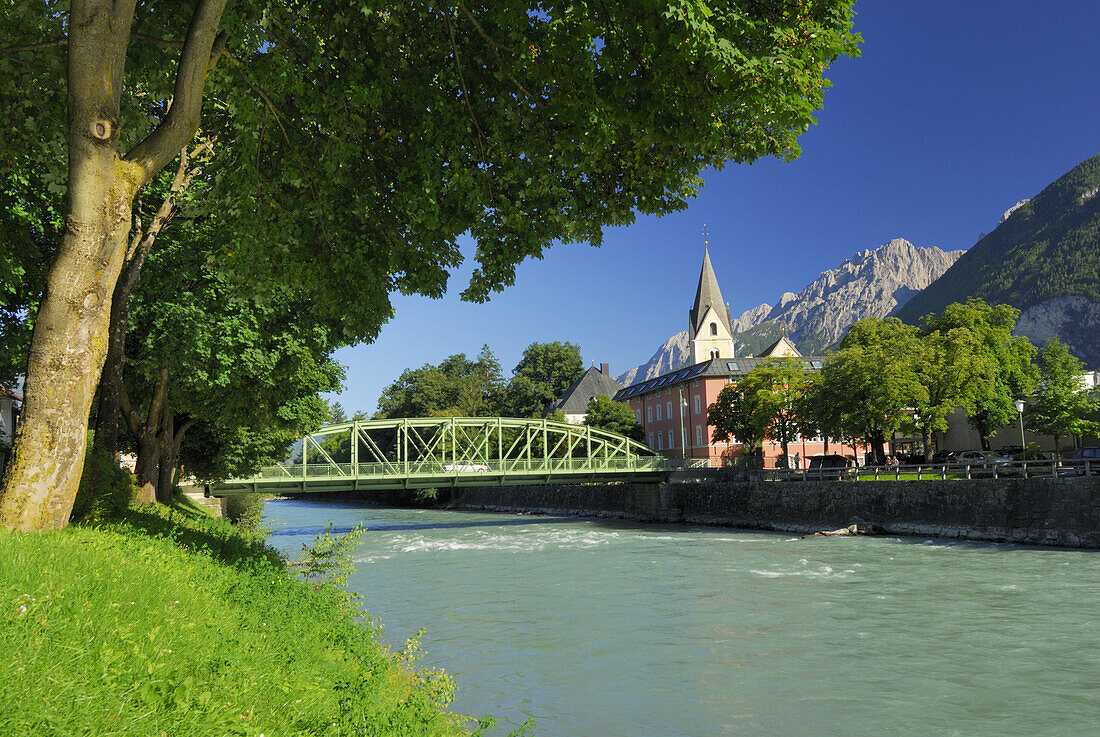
[600,362,609,376]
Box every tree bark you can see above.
[94,141,211,459]
[120,370,169,504]
[0,0,228,530]
[156,406,174,504]
[922,429,934,462]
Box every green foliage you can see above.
[917,300,1037,444]
[708,383,768,462]
[221,494,268,534]
[583,395,644,440]
[293,523,366,589]
[0,505,467,735]
[502,342,584,418]
[1028,337,1100,453]
[123,215,344,481]
[71,438,138,524]
[896,154,1100,323]
[818,318,926,461]
[376,346,504,419]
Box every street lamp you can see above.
[677,386,687,460]
[1014,399,1026,452]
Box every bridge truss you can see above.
[209,417,670,495]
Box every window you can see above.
[635,410,642,423]
[648,433,654,448]
[694,394,701,414]
[646,407,653,423]
[727,361,740,372]
[695,424,703,447]
[709,322,718,336]
[693,380,700,388]
[667,430,675,449]
[666,402,672,420]
[656,404,662,421]
[657,433,664,450]
[710,349,719,359]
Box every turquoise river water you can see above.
[262,499,1099,737]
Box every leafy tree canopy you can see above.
[375,346,503,419]
[1028,337,1100,453]
[501,341,584,417]
[583,395,643,441]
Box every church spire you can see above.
[689,230,733,337]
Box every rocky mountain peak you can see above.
[618,239,963,385]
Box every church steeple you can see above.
[689,246,733,337]
[688,228,736,364]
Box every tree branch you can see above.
[0,39,68,54]
[125,0,229,183]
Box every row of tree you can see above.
[708,300,1100,464]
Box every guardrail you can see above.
[775,459,1097,481]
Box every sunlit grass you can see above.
[0,501,472,736]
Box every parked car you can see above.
[932,450,958,464]
[1072,447,1100,475]
[955,450,1014,472]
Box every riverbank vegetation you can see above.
[709,299,1100,465]
[0,497,483,736]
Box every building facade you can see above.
[615,251,859,468]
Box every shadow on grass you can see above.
[84,501,284,570]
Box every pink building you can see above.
[614,249,860,468]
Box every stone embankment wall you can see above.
[454,473,1100,549]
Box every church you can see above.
[613,248,859,468]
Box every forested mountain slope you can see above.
[896,153,1100,366]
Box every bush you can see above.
[71,437,137,523]
[222,493,267,532]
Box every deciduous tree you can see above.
[1028,338,1100,457]
[1,1,859,529]
[583,395,643,441]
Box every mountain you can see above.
[618,239,963,385]
[895,153,1100,367]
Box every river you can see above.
[262,498,1099,736]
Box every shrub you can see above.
[222,493,267,532]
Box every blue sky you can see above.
[329,1,1100,415]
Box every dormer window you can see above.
[709,322,718,336]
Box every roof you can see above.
[758,335,802,357]
[613,355,826,402]
[547,367,623,415]
[689,248,733,337]
[0,387,22,403]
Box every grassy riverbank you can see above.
[0,497,475,736]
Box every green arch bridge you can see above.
[209,417,671,496]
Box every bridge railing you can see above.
[250,455,669,481]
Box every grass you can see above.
[0,497,480,737]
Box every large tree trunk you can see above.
[0,0,228,530]
[0,1,139,530]
[121,370,169,504]
[922,429,934,462]
[156,407,174,504]
[94,142,211,459]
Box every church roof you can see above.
[689,248,733,336]
[758,335,803,357]
[613,354,827,401]
[547,366,623,415]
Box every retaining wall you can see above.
[453,474,1100,549]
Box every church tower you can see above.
[688,239,735,365]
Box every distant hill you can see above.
[618,239,962,385]
[896,153,1100,367]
